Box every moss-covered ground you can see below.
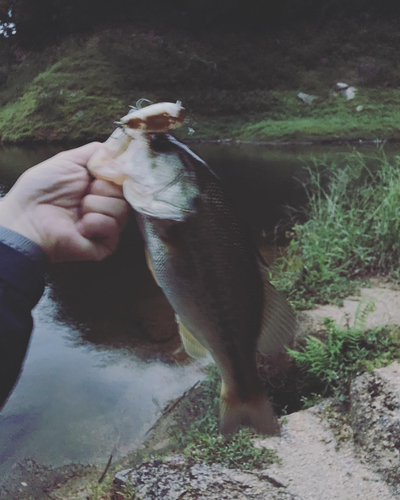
[2,20,400,144]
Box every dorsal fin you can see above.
[257,260,297,356]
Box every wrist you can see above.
[0,199,44,249]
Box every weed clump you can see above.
[272,151,400,309]
[170,365,278,471]
[282,317,400,410]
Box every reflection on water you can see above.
[0,144,63,189]
[0,289,205,477]
[0,141,389,485]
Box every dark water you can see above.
[0,142,386,482]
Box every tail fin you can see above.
[219,385,280,436]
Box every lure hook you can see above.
[136,98,153,109]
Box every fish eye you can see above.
[149,134,173,153]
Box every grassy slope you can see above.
[2,20,400,143]
[271,150,400,309]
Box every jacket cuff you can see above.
[0,227,47,307]
[0,226,48,269]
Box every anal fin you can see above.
[257,261,297,356]
[176,316,209,359]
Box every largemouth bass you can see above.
[88,102,296,434]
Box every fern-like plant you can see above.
[286,300,400,406]
[287,317,364,398]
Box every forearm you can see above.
[0,228,47,409]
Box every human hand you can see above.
[0,143,130,263]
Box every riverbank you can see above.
[2,20,400,145]
[4,148,400,498]
[27,278,400,499]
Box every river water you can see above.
[0,142,388,483]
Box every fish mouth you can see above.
[119,102,185,133]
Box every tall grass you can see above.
[272,150,400,309]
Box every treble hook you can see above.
[136,98,153,109]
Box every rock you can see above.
[350,362,400,492]
[297,93,318,105]
[334,82,356,100]
[334,82,349,91]
[114,456,299,499]
[343,87,356,100]
[114,401,397,500]
[0,459,99,500]
[255,405,395,500]
[297,282,400,340]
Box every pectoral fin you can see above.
[257,261,297,356]
[176,316,209,359]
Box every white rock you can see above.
[297,92,318,105]
[334,82,349,91]
[343,87,356,100]
[334,82,356,100]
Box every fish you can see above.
[88,102,296,435]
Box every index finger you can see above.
[88,179,126,198]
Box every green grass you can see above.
[169,365,279,470]
[2,20,400,143]
[271,150,400,309]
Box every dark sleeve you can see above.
[0,233,46,409]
